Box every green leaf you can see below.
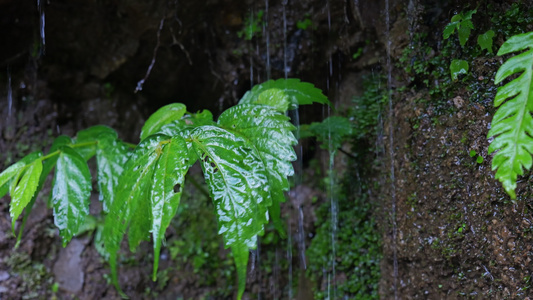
[463,9,477,20]
[191,125,270,298]
[478,30,495,54]
[231,244,249,300]
[458,21,473,47]
[158,110,214,165]
[103,135,166,296]
[239,78,330,110]
[306,116,353,150]
[140,103,187,141]
[10,158,43,232]
[218,104,297,236]
[443,22,459,39]
[150,136,189,280]
[75,125,116,160]
[488,31,533,199]
[52,146,92,246]
[0,161,26,199]
[443,9,476,46]
[2,151,43,199]
[191,125,270,247]
[95,132,130,212]
[450,59,469,81]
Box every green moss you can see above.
[5,251,54,299]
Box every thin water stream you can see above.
[385,0,399,298]
[7,67,12,117]
[37,0,45,54]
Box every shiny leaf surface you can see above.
[52,146,92,246]
[75,125,116,160]
[140,103,187,141]
[239,78,330,110]
[150,136,189,280]
[191,125,270,299]
[103,135,166,295]
[488,31,533,199]
[191,125,270,249]
[96,131,130,212]
[0,161,26,199]
[10,156,43,231]
[218,104,297,235]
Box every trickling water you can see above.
[264,0,271,80]
[282,1,288,79]
[385,0,399,298]
[249,9,255,89]
[287,221,293,299]
[37,0,45,54]
[7,67,12,117]
[326,0,331,31]
[328,148,338,300]
[257,241,262,300]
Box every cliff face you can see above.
[1,0,532,298]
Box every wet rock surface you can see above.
[2,0,532,299]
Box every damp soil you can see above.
[1,0,533,299]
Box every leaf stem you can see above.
[124,142,137,149]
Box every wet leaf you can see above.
[442,9,476,47]
[150,136,189,280]
[140,103,187,140]
[239,78,330,111]
[478,30,495,54]
[96,131,130,212]
[218,104,297,236]
[450,59,469,81]
[2,152,43,197]
[305,116,353,151]
[488,31,533,199]
[443,21,459,39]
[9,156,43,231]
[458,21,473,47]
[0,162,26,199]
[191,125,270,247]
[231,244,249,300]
[103,135,166,296]
[191,125,270,297]
[75,125,116,160]
[158,110,215,165]
[51,146,92,246]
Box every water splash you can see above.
[385,0,399,298]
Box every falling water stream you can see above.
[385,0,399,298]
[7,67,12,117]
[37,0,45,54]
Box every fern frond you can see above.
[488,31,533,199]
